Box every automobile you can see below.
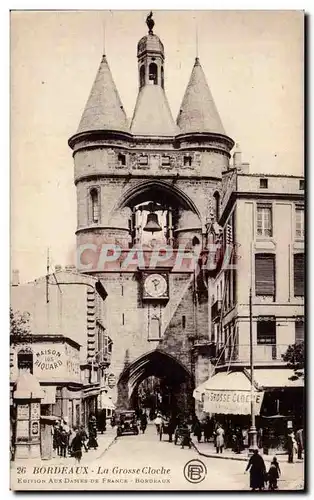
[116,410,139,437]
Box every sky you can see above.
[10,10,304,283]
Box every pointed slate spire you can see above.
[177,57,226,136]
[131,85,179,137]
[77,54,129,135]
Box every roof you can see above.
[131,84,179,137]
[76,54,129,135]
[137,34,164,56]
[177,57,226,136]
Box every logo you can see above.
[183,459,207,484]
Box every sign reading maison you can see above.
[203,390,264,415]
[34,349,63,370]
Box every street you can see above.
[10,424,304,491]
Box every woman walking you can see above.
[245,448,266,491]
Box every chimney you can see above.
[233,143,242,169]
[11,269,20,286]
[55,265,62,272]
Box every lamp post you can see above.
[248,287,258,450]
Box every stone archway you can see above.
[117,349,194,416]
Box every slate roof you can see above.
[177,57,226,136]
[77,54,129,135]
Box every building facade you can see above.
[10,268,112,427]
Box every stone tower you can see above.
[68,13,234,412]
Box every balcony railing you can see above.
[211,299,222,320]
[216,344,291,364]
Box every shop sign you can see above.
[31,402,40,419]
[16,420,29,439]
[17,404,29,419]
[31,421,39,435]
[107,373,116,389]
[203,390,264,415]
[34,349,63,370]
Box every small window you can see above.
[182,315,186,329]
[260,178,268,189]
[257,318,276,344]
[184,156,192,167]
[90,188,99,223]
[148,63,158,85]
[295,318,304,344]
[140,65,145,88]
[257,205,272,237]
[213,191,220,220]
[122,313,125,326]
[139,155,148,166]
[162,155,170,166]
[295,207,304,238]
[17,349,33,374]
[161,66,164,89]
[294,253,304,296]
[299,179,304,190]
[255,254,275,296]
[118,153,126,166]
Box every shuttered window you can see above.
[295,207,304,238]
[294,253,304,296]
[255,254,275,296]
[295,319,304,344]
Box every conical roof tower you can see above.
[69,53,131,148]
[130,13,178,137]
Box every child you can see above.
[268,457,281,490]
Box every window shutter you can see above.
[294,254,304,296]
[255,254,275,295]
[295,320,304,344]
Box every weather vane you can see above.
[146,11,155,35]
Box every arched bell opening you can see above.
[117,349,194,417]
[112,181,201,249]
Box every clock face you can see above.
[144,274,168,298]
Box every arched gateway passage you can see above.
[117,349,194,417]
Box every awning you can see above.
[100,392,115,410]
[194,371,264,416]
[250,369,304,389]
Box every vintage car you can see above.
[116,410,139,437]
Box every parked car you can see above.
[116,410,139,437]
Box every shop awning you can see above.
[100,393,115,410]
[250,369,304,389]
[194,371,264,416]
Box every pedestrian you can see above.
[140,413,147,434]
[168,415,177,443]
[296,427,304,460]
[59,426,68,458]
[79,426,89,452]
[267,457,281,490]
[52,421,61,457]
[192,417,202,443]
[88,414,98,450]
[287,430,297,463]
[203,416,212,443]
[215,424,225,453]
[71,428,83,464]
[180,422,192,449]
[245,447,266,491]
[62,418,71,455]
[154,414,162,436]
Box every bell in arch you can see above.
[143,212,162,233]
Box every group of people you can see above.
[246,449,281,491]
[52,414,99,463]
